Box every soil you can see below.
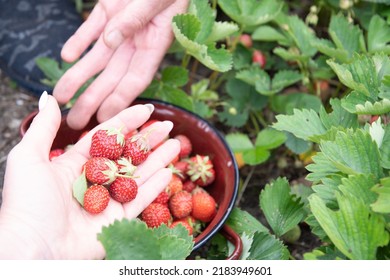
[0,68,321,259]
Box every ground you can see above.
[0,69,321,259]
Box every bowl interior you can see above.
[20,99,239,251]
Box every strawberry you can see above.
[169,190,193,219]
[252,49,266,69]
[109,177,138,203]
[153,191,170,205]
[174,134,192,158]
[169,161,189,181]
[49,148,64,160]
[239,34,253,48]
[122,133,151,165]
[89,128,125,160]
[165,174,183,197]
[116,157,137,176]
[85,157,118,185]
[187,155,216,187]
[83,185,110,214]
[192,189,217,223]
[170,219,193,235]
[141,203,172,228]
[182,180,197,193]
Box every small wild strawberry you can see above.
[187,155,216,187]
[252,49,266,69]
[83,185,110,214]
[90,128,125,160]
[165,174,183,197]
[122,133,151,165]
[239,34,253,48]
[85,157,118,185]
[116,157,137,176]
[49,148,64,160]
[174,134,192,159]
[192,189,217,223]
[153,191,170,205]
[170,219,194,235]
[141,203,172,228]
[109,177,138,203]
[182,180,197,193]
[169,190,193,219]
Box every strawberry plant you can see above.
[38,0,390,259]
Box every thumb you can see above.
[103,0,175,49]
[20,91,62,158]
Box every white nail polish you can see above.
[144,104,154,113]
[38,91,49,111]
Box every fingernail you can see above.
[144,104,154,113]
[38,91,49,111]
[106,30,124,49]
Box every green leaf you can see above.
[35,57,65,82]
[252,25,288,43]
[319,129,383,179]
[191,79,218,101]
[367,15,390,54]
[225,133,253,152]
[312,38,350,63]
[309,193,389,260]
[272,108,327,141]
[284,132,312,154]
[269,70,302,93]
[72,170,88,206]
[187,0,214,43]
[160,85,193,111]
[161,66,189,87]
[236,67,269,88]
[371,178,390,213]
[247,232,290,260]
[255,128,286,149]
[379,124,390,169]
[319,98,358,129]
[243,146,270,165]
[273,47,310,63]
[339,174,378,205]
[286,15,317,57]
[226,208,269,235]
[98,219,162,260]
[260,177,306,237]
[172,14,232,72]
[270,92,322,114]
[328,14,365,59]
[218,0,283,27]
[207,21,239,43]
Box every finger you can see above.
[124,168,172,218]
[138,121,173,149]
[65,38,136,130]
[103,0,175,49]
[19,92,62,159]
[61,3,107,62]
[67,104,155,161]
[53,36,114,104]
[134,138,180,186]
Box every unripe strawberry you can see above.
[90,128,125,160]
[85,157,118,185]
[174,134,192,159]
[141,203,172,228]
[169,191,193,219]
[109,177,138,203]
[252,49,266,69]
[239,34,253,48]
[83,185,110,214]
[192,189,217,223]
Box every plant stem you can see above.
[235,165,255,207]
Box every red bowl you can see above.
[20,98,241,258]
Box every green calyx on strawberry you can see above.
[187,155,215,187]
[122,131,152,165]
[89,128,125,160]
[116,157,137,176]
[85,157,119,185]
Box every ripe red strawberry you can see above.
[165,174,183,197]
[169,190,193,219]
[252,49,266,69]
[192,189,217,223]
[141,203,172,228]
[239,34,253,48]
[83,185,110,214]
[122,133,151,165]
[182,180,197,193]
[109,177,138,203]
[90,128,125,160]
[170,219,193,235]
[153,191,170,205]
[49,148,64,160]
[174,134,192,159]
[85,157,118,185]
[169,160,189,181]
[116,157,137,176]
[187,155,216,187]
